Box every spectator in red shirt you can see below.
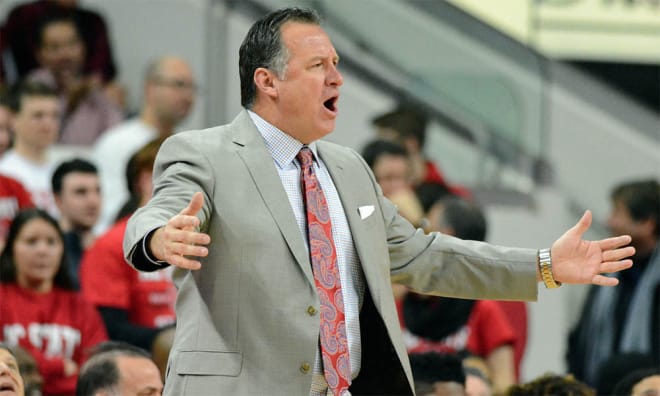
[0,208,107,396]
[398,196,518,394]
[81,137,174,379]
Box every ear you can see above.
[253,67,278,101]
[53,193,64,209]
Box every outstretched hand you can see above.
[550,210,634,286]
[149,192,211,270]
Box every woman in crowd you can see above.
[0,209,107,395]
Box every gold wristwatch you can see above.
[538,248,561,289]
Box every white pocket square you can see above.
[358,205,375,220]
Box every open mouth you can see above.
[0,382,17,394]
[323,96,338,113]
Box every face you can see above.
[0,349,25,396]
[266,22,343,143]
[56,172,101,230]
[607,199,653,246]
[116,356,163,396]
[632,375,660,396]
[38,21,84,81]
[11,347,41,396]
[148,59,196,127]
[0,106,12,155]
[13,218,63,292]
[11,96,60,152]
[373,154,411,198]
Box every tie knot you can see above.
[297,147,314,168]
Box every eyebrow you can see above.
[309,55,339,63]
[2,358,18,367]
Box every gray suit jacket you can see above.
[124,110,538,395]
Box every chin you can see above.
[318,122,336,136]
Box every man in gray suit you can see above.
[123,8,635,395]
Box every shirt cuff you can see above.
[142,227,169,267]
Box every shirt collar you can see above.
[247,110,319,169]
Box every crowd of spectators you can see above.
[0,1,657,394]
[0,2,192,393]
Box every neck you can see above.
[61,223,95,247]
[18,278,53,294]
[59,218,91,235]
[13,141,47,164]
[141,107,175,137]
[250,106,311,144]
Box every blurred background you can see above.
[1,0,658,384]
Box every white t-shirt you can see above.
[0,150,58,216]
[92,118,157,232]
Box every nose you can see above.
[327,64,343,87]
[0,361,10,375]
[34,240,53,255]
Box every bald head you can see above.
[142,56,195,132]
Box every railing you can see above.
[228,0,548,191]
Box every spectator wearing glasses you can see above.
[92,56,196,232]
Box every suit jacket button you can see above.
[300,362,311,373]
[307,306,317,316]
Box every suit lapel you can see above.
[232,111,314,286]
[318,142,383,308]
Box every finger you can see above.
[602,246,635,262]
[168,241,209,258]
[168,215,200,231]
[599,259,633,274]
[180,192,205,217]
[591,274,619,287]
[163,228,211,246]
[167,254,203,270]
[568,210,592,238]
[598,235,633,251]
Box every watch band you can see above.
[538,248,561,289]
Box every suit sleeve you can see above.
[349,149,539,302]
[123,133,215,269]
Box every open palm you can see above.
[551,211,634,286]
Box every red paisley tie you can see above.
[297,147,351,395]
